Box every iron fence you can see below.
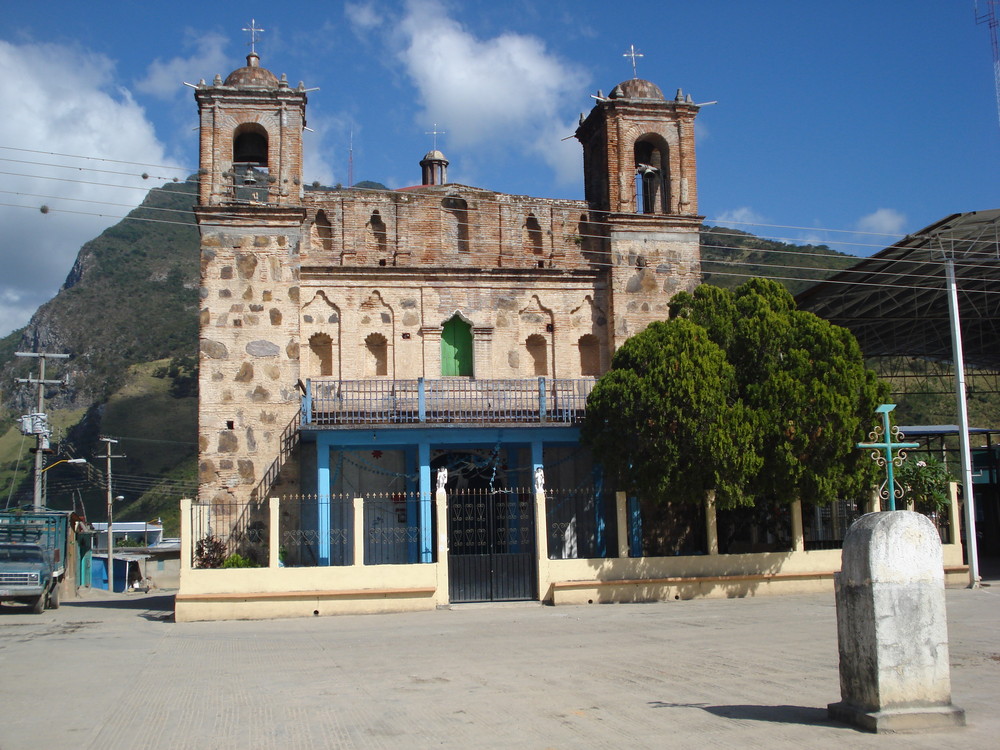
[363,492,432,565]
[190,500,269,568]
[546,488,617,559]
[277,494,352,567]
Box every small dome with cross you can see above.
[609,79,665,101]
[224,53,279,88]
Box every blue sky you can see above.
[1,1,998,338]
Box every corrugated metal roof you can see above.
[796,209,1000,370]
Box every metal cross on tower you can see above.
[425,124,445,150]
[856,404,919,511]
[623,44,644,79]
[243,18,265,55]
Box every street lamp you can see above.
[38,457,87,509]
[39,457,87,473]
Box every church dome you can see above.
[609,79,665,101]
[421,149,448,162]
[224,53,279,88]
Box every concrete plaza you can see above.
[1,577,998,749]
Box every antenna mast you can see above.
[348,129,354,188]
[976,0,1000,128]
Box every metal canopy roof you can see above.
[796,209,1000,370]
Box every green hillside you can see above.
[700,225,857,294]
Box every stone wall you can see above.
[196,207,306,506]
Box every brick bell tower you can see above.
[194,51,307,206]
[575,78,704,351]
[192,50,309,508]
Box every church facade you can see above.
[180,50,729,616]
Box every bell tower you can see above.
[576,78,700,217]
[192,47,310,510]
[193,52,307,207]
[575,78,704,350]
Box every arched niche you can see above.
[309,333,334,377]
[523,213,544,256]
[525,333,549,377]
[365,332,389,377]
[367,210,389,263]
[442,197,470,253]
[315,210,333,253]
[577,334,600,377]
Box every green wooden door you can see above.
[441,316,473,376]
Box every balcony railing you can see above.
[303,377,596,427]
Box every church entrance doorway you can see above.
[435,450,537,602]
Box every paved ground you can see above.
[1,578,998,750]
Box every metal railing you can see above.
[304,377,596,426]
[546,488,617,560]
[190,500,269,568]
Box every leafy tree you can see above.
[588,279,888,509]
[582,317,761,508]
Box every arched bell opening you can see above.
[633,135,670,214]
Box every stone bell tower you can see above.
[575,78,704,351]
[194,51,308,207]
[192,50,309,508]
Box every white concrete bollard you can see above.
[828,511,965,732]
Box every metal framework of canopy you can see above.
[796,209,1000,586]
[796,209,1000,370]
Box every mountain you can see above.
[0,179,200,528]
[1,178,200,410]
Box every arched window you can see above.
[316,211,333,252]
[441,315,473,376]
[526,334,548,377]
[523,213,544,255]
[365,333,388,377]
[578,334,600,377]
[367,210,388,261]
[233,123,269,166]
[309,333,334,377]
[442,197,470,253]
[633,136,669,214]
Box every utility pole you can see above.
[15,351,69,509]
[99,437,125,593]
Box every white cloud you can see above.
[302,117,341,187]
[345,2,382,32]
[855,208,906,236]
[712,207,768,227]
[0,40,182,338]
[135,31,229,100]
[391,0,587,184]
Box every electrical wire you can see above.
[3,151,999,294]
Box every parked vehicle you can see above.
[0,512,69,614]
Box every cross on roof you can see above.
[623,44,644,79]
[243,19,265,55]
[425,123,446,150]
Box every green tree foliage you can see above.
[587,279,888,508]
[582,318,762,508]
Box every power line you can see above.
[3,153,999,293]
